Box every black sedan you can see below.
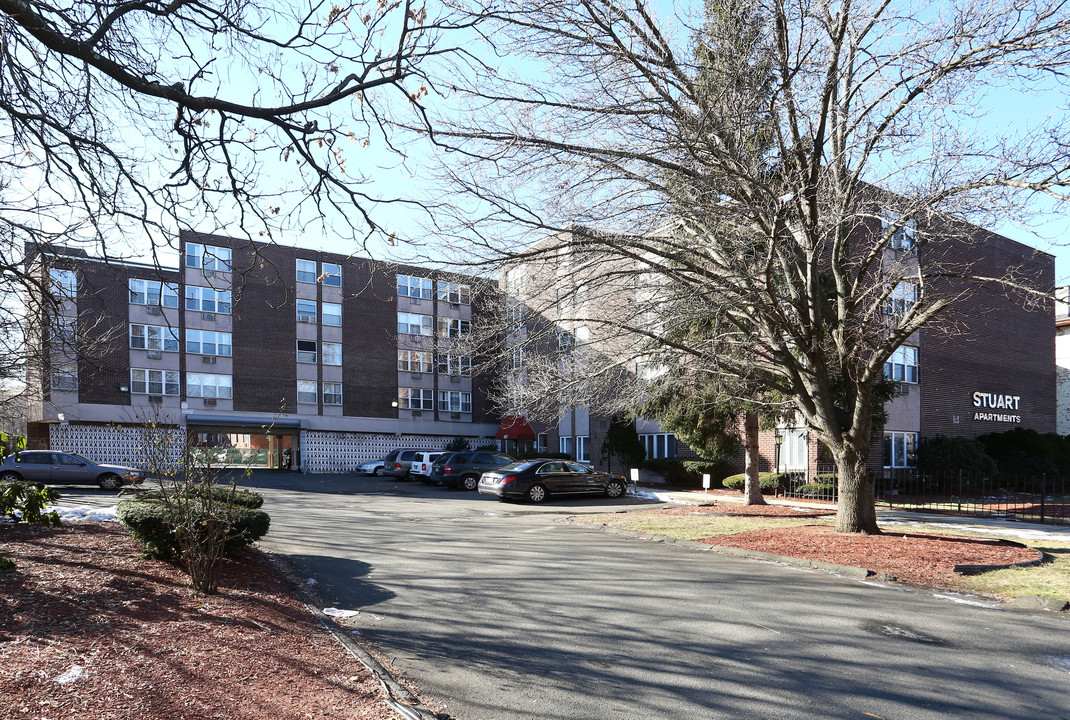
[478,459,628,503]
[0,451,145,490]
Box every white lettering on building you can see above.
[972,392,1020,410]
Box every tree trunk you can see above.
[743,411,766,506]
[833,448,880,534]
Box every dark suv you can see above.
[428,451,516,490]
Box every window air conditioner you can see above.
[450,376,462,383]
[204,270,217,278]
[411,410,422,417]
[201,312,216,321]
[410,372,422,380]
[146,351,163,360]
[297,314,313,323]
[146,306,162,316]
[202,355,217,364]
[148,395,163,405]
[203,398,217,406]
[450,412,461,420]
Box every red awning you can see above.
[495,415,536,441]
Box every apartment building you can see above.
[24,231,500,472]
[503,214,1056,479]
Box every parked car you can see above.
[410,451,447,480]
[428,451,517,490]
[358,449,403,476]
[384,448,440,480]
[478,459,628,503]
[0,451,145,490]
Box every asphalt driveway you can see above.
[247,472,1070,720]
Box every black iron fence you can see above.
[875,469,1070,526]
[774,465,1070,526]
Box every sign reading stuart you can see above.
[972,391,1022,423]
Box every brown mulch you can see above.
[0,523,400,720]
[701,524,1043,587]
[657,504,829,517]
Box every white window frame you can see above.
[186,330,232,356]
[437,317,471,338]
[883,281,918,316]
[883,431,918,468]
[398,350,432,373]
[186,243,232,271]
[129,279,179,308]
[50,361,78,391]
[322,381,342,405]
[577,435,590,463]
[322,342,342,366]
[296,258,317,283]
[296,299,317,323]
[185,285,232,314]
[50,269,76,299]
[398,312,433,336]
[437,354,472,376]
[639,433,677,459]
[398,275,433,299]
[187,372,233,399]
[436,281,471,305]
[881,214,917,253]
[559,435,574,457]
[130,368,180,396]
[322,302,341,327]
[884,346,919,384]
[322,262,342,287]
[297,380,318,404]
[398,387,433,410]
[130,323,179,352]
[439,390,472,413]
[297,340,318,364]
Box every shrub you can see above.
[0,481,61,526]
[641,458,701,486]
[795,482,837,498]
[137,484,264,509]
[118,495,270,561]
[0,557,15,572]
[444,437,472,452]
[721,472,791,493]
[917,435,998,477]
[977,428,1066,479]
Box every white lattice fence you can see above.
[301,431,481,473]
[51,423,185,470]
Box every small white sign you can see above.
[702,474,711,489]
[629,468,640,483]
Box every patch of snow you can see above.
[305,578,317,585]
[54,665,91,684]
[879,517,1070,541]
[51,505,119,523]
[1041,655,1070,673]
[931,593,999,608]
[323,608,359,618]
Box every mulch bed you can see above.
[657,503,829,518]
[0,523,399,720]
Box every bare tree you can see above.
[430,0,1070,533]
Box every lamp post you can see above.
[774,432,783,475]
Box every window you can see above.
[883,281,917,316]
[437,281,471,305]
[186,285,232,314]
[129,279,179,308]
[439,390,472,413]
[557,329,575,354]
[322,262,342,287]
[322,342,342,366]
[50,269,76,299]
[536,433,548,454]
[577,435,590,463]
[884,346,919,383]
[51,362,77,391]
[323,382,342,405]
[398,387,433,410]
[398,312,433,336]
[186,243,232,271]
[883,431,917,468]
[186,330,232,356]
[437,354,472,376]
[187,373,233,399]
[297,340,317,364]
[398,275,433,299]
[296,259,317,283]
[639,433,677,459]
[399,350,432,373]
[881,214,917,253]
[130,368,180,396]
[510,347,524,370]
[296,299,317,323]
[50,316,76,344]
[559,436,574,457]
[437,317,470,338]
[322,302,341,327]
[297,380,318,404]
[130,324,179,352]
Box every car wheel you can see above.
[461,474,480,491]
[605,480,626,498]
[98,473,123,490]
[527,483,548,503]
[373,466,383,477]
[0,471,22,483]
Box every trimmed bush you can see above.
[137,484,264,509]
[118,495,270,560]
[721,472,791,493]
[917,435,998,477]
[795,482,836,498]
